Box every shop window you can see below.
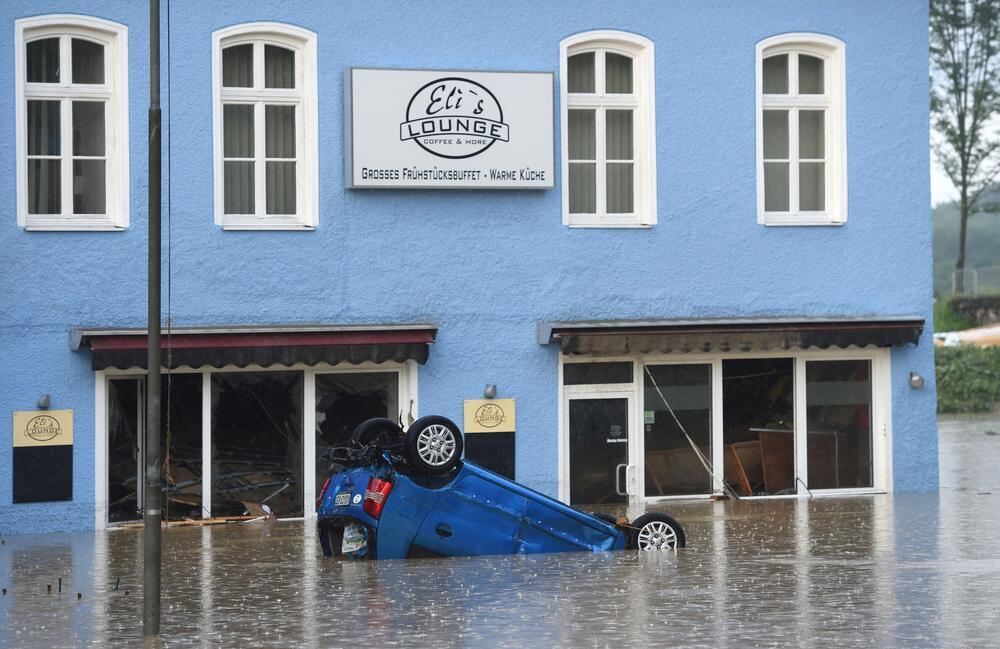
[643,364,713,496]
[757,33,846,225]
[211,372,303,517]
[106,374,202,523]
[722,358,795,496]
[15,15,129,230]
[212,23,318,229]
[806,360,873,489]
[315,371,399,498]
[561,30,656,227]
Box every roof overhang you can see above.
[72,323,438,370]
[538,316,925,355]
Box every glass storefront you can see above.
[562,353,883,504]
[106,366,408,523]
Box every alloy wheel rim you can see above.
[637,521,678,551]
[416,424,456,466]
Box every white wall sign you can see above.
[346,68,554,189]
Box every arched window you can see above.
[15,15,129,230]
[560,31,656,227]
[212,23,318,229]
[757,33,846,225]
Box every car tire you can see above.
[405,415,463,475]
[629,513,686,551]
[351,417,403,448]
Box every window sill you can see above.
[219,216,316,231]
[759,213,846,227]
[564,214,655,229]
[22,218,127,232]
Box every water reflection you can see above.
[0,415,998,648]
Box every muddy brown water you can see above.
[1,415,999,648]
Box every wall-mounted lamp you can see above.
[909,372,925,389]
[37,394,51,409]
[483,384,497,399]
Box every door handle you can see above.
[615,463,628,496]
[435,523,453,538]
[625,464,636,496]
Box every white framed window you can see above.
[15,15,129,231]
[560,31,656,228]
[756,33,846,226]
[212,23,318,230]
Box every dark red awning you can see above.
[72,324,437,370]
[538,317,924,355]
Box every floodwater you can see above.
[2,416,999,648]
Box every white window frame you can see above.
[556,348,891,504]
[560,30,656,228]
[756,33,847,226]
[15,15,129,231]
[94,360,419,528]
[211,22,318,230]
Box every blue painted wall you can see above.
[0,0,934,534]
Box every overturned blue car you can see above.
[317,416,685,559]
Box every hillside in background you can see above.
[933,195,1000,296]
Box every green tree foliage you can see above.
[930,0,1000,292]
[935,345,1000,412]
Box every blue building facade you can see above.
[0,1,935,535]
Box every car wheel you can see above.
[405,415,463,475]
[630,513,686,551]
[351,417,403,448]
[319,523,344,558]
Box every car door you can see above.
[411,471,526,556]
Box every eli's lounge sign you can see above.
[347,68,554,189]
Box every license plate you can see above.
[342,523,367,554]
[334,492,351,506]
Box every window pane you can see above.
[26,38,59,83]
[28,159,61,214]
[644,364,713,496]
[606,110,633,160]
[224,161,254,214]
[223,104,254,157]
[264,45,295,89]
[799,162,825,211]
[764,162,789,211]
[806,360,872,489]
[762,54,788,94]
[72,39,104,84]
[265,105,296,158]
[211,372,304,518]
[607,163,633,213]
[762,110,788,159]
[605,53,633,93]
[568,163,596,213]
[73,102,106,156]
[564,362,633,385]
[799,110,825,159]
[568,109,595,159]
[266,161,296,214]
[567,52,595,93]
[27,100,60,155]
[799,55,824,94]
[315,372,398,499]
[222,44,253,88]
[73,160,106,214]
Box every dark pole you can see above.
[144,0,162,637]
